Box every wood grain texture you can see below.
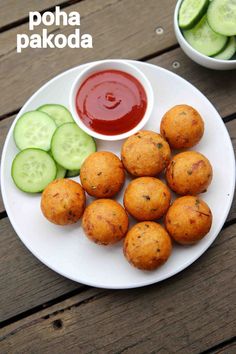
[0,0,69,29]
[0,217,79,322]
[0,0,176,116]
[0,224,235,353]
[149,48,236,118]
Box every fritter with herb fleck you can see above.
[121,130,171,177]
[124,221,172,270]
[80,151,125,198]
[41,179,86,225]
[160,105,204,149]
[165,196,212,244]
[82,199,129,245]
[166,151,213,195]
[123,177,171,221]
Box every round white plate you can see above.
[1,60,235,289]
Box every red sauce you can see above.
[76,70,147,135]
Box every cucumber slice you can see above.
[183,15,228,56]
[56,164,67,179]
[213,36,236,60]
[14,111,57,151]
[66,169,80,178]
[37,104,74,126]
[48,150,67,179]
[207,0,236,36]
[11,148,57,193]
[51,123,96,170]
[179,0,209,30]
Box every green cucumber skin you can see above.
[213,36,236,60]
[66,169,80,178]
[11,148,57,193]
[55,165,67,179]
[179,0,210,30]
[45,150,67,179]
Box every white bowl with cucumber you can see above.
[174,0,236,70]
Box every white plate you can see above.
[1,60,235,289]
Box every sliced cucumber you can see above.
[37,104,74,126]
[207,0,236,36]
[51,123,96,170]
[11,148,57,193]
[55,164,67,179]
[14,111,56,151]
[66,169,80,178]
[48,150,67,179]
[183,15,228,56]
[179,0,209,30]
[213,36,236,60]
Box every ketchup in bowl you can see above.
[75,70,147,136]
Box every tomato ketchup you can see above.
[76,70,147,135]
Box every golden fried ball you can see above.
[124,222,172,270]
[165,196,212,244]
[80,151,125,198]
[160,104,204,149]
[124,177,171,221]
[82,199,129,245]
[41,179,86,225]
[166,151,213,195]
[121,130,171,177]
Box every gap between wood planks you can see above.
[200,336,236,354]
[0,208,235,330]
[0,0,83,34]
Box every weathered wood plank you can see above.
[1,116,235,219]
[0,0,70,29]
[0,0,176,116]
[1,224,235,353]
[0,217,79,322]
[149,48,236,118]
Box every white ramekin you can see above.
[69,59,154,140]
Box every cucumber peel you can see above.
[66,169,80,178]
[213,36,236,60]
[179,0,209,30]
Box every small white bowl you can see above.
[69,59,154,140]
[174,0,236,70]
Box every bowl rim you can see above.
[69,59,154,141]
[174,0,236,64]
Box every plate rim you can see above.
[1,59,235,289]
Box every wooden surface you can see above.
[1,224,235,353]
[0,0,235,353]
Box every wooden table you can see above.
[0,1,235,353]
